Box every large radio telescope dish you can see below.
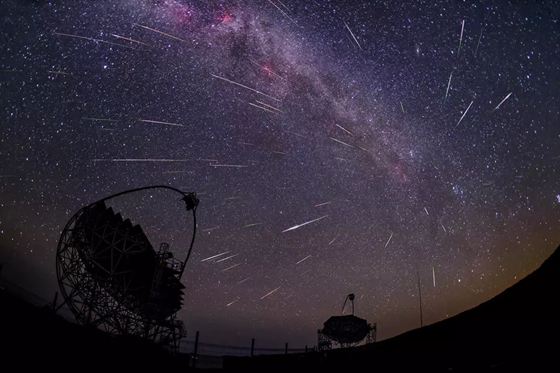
[55,185,199,347]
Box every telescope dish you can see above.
[55,185,199,348]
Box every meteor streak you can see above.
[226,298,240,307]
[243,223,262,228]
[384,232,393,248]
[82,117,119,122]
[315,201,332,207]
[92,158,190,163]
[260,286,281,300]
[216,254,239,263]
[335,123,353,136]
[201,251,231,262]
[267,0,298,25]
[296,255,312,264]
[210,73,281,102]
[133,23,186,42]
[248,102,278,114]
[202,226,220,232]
[222,263,241,272]
[329,137,355,148]
[474,26,483,57]
[138,119,184,127]
[344,21,362,50]
[282,215,328,233]
[457,19,465,56]
[249,59,287,81]
[456,100,474,127]
[209,164,249,168]
[53,32,135,49]
[284,130,307,139]
[444,72,453,100]
[48,70,71,76]
[111,34,150,47]
[255,100,283,113]
[493,92,512,111]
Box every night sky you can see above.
[1,0,560,349]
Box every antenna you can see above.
[416,270,424,327]
[342,293,355,315]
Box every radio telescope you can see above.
[55,185,199,348]
[318,293,377,350]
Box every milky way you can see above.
[1,1,560,350]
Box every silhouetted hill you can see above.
[0,288,190,371]
[1,246,558,371]
[224,245,560,372]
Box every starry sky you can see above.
[1,0,560,349]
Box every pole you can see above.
[251,338,255,357]
[193,331,199,368]
[417,270,423,327]
[285,342,288,355]
[51,292,58,312]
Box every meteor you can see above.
[329,137,355,148]
[255,100,283,113]
[282,215,328,233]
[210,73,281,102]
[344,21,362,50]
[53,31,134,49]
[222,263,241,272]
[226,298,240,307]
[92,158,190,163]
[474,26,484,57]
[82,117,119,122]
[133,23,186,42]
[248,102,278,114]
[111,33,151,47]
[48,70,71,76]
[260,286,281,300]
[444,72,453,101]
[493,92,512,111]
[296,255,312,265]
[243,223,262,228]
[456,100,474,127]
[138,119,184,127]
[209,164,249,168]
[267,0,298,25]
[202,226,220,232]
[457,20,465,56]
[335,123,353,136]
[201,251,231,262]
[216,254,239,263]
[384,232,393,248]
